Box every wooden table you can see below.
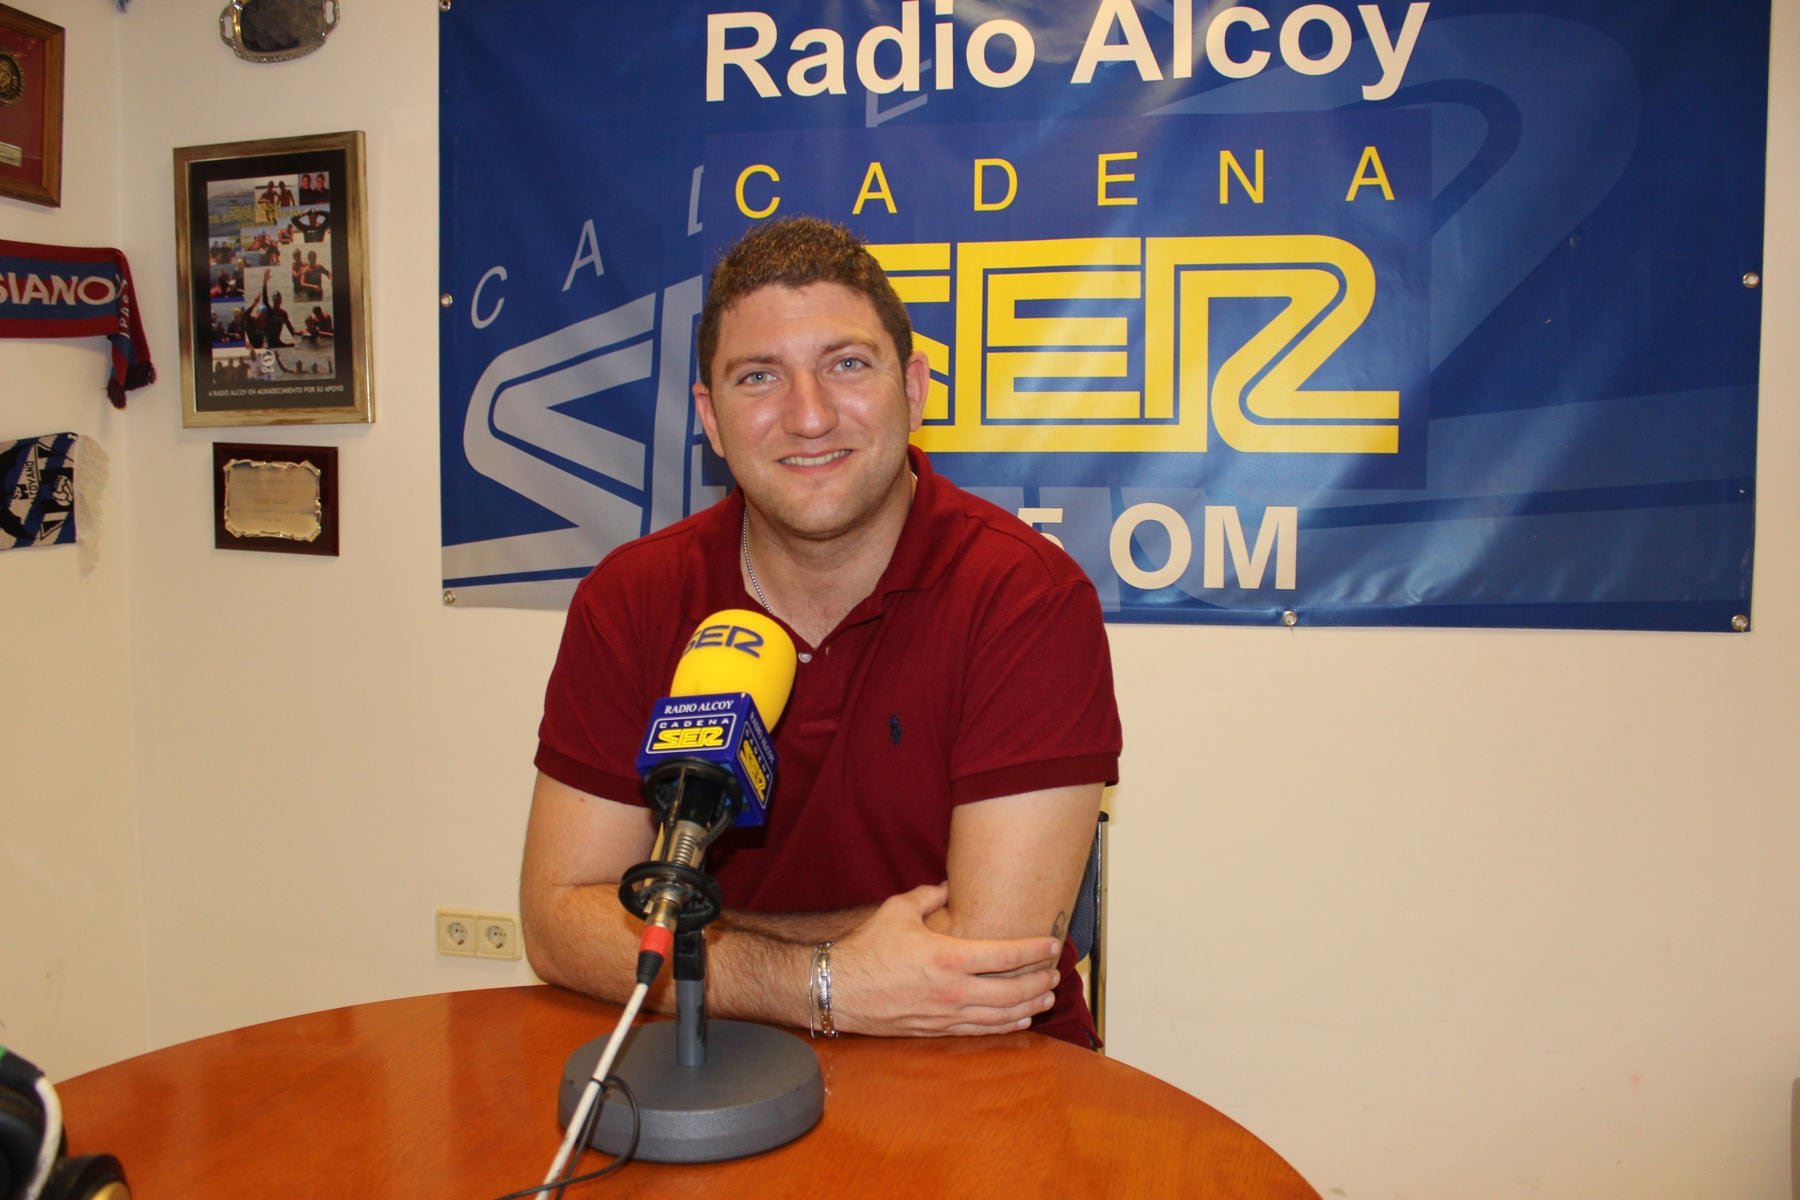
[56,986,1320,1198]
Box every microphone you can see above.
[621,608,796,982]
[548,611,821,1174]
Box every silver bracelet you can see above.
[809,940,838,1038]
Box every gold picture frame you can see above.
[174,130,373,427]
[0,3,65,208]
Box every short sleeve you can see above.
[534,572,657,807]
[949,572,1121,804]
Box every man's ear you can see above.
[902,351,930,432]
[693,382,727,458]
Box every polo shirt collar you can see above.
[867,444,963,601]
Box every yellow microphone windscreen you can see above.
[670,608,798,727]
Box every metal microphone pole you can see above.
[557,766,823,1163]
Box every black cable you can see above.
[489,1077,640,1200]
[549,1076,631,1200]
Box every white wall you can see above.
[3,3,1795,1197]
[0,3,145,1078]
[111,1,545,1048]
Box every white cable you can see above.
[540,981,650,1192]
[25,1074,62,1200]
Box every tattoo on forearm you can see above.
[1051,910,1067,940]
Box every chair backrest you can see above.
[1067,811,1109,1046]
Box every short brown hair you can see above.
[695,216,914,388]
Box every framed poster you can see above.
[212,442,339,556]
[0,3,63,207]
[174,130,372,427]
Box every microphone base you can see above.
[558,1019,824,1163]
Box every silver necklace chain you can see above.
[738,472,917,620]
[740,508,773,614]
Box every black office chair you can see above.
[1067,811,1109,1048]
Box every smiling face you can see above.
[693,281,928,549]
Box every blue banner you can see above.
[439,1,1767,629]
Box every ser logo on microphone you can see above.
[650,722,730,751]
[641,608,793,823]
[736,738,769,798]
[686,623,766,656]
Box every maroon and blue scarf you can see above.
[0,239,155,407]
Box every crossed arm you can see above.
[518,770,1102,1037]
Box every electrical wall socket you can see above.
[436,909,476,956]
[436,908,522,960]
[475,912,521,960]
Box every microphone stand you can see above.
[557,772,824,1163]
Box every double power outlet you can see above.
[436,908,522,960]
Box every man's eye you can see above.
[739,370,772,385]
[835,357,866,371]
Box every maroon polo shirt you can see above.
[537,446,1121,1044]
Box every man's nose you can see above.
[783,373,837,437]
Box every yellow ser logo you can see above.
[652,725,728,751]
[875,234,1399,456]
[737,740,768,800]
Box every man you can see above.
[242,273,268,350]
[303,305,334,346]
[262,287,298,348]
[289,209,330,243]
[521,217,1120,1045]
[210,264,242,299]
[300,251,332,301]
